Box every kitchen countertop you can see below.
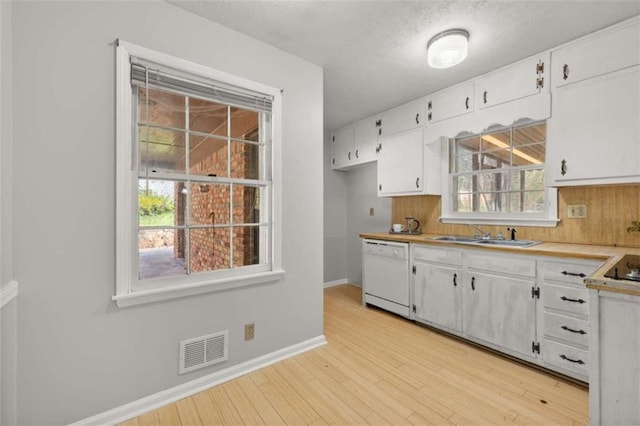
[360,232,640,297]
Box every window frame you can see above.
[114,40,284,308]
[440,120,559,227]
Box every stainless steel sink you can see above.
[429,235,540,248]
[474,239,540,248]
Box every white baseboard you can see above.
[0,280,18,309]
[323,279,348,288]
[71,335,327,426]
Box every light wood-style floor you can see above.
[121,284,588,425]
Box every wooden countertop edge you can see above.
[360,232,640,297]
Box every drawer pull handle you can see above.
[560,296,586,304]
[561,325,586,335]
[560,354,585,365]
[561,271,586,278]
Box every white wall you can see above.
[345,163,392,285]
[0,1,17,425]
[10,2,323,424]
[323,133,348,284]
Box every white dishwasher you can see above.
[362,239,410,318]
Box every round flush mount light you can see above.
[427,29,469,69]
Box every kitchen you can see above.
[1,1,640,425]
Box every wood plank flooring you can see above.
[120,284,588,425]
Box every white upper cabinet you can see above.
[547,18,640,186]
[476,53,549,110]
[426,82,474,123]
[378,98,425,138]
[331,118,377,170]
[377,127,424,196]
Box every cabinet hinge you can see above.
[412,265,416,275]
[531,287,540,299]
[532,341,540,354]
[536,61,544,75]
[427,101,432,111]
[536,77,544,89]
[375,119,382,128]
[375,143,382,154]
[412,304,416,313]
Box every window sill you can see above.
[440,216,560,228]
[113,269,285,308]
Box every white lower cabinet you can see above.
[410,244,605,382]
[589,290,640,425]
[412,246,463,333]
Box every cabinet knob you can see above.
[562,64,569,81]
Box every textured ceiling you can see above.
[170,1,640,130]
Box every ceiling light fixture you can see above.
[427,29,469,69]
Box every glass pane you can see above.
[233,185,260,224]
[513,122,546,147]
[188,134,228,177]
[189,183,230,225]
[231,108,259,142]
[477,192,507,213]
[524,191,545,212]
[189,227,230,272]
[138,87,186,129]
[456,135,481,155]
[233,226,260,267]
[139,127,186,174]
[455,154,479,173]
[455,193,473,213]
[476,172,508,193]
[230,141,259,179]
[481,129,510,151]
[138,179,184,226]
[189,98,227,137]
[512,143,545,166]
[138,229,186,279]
[453,175,472,193]
[481,149,510,169]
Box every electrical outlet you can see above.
[244,323,255,341]
[567,204,587,218]
[369,207,375,216]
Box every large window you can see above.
[115,41,283,307]
[445,120,556,225]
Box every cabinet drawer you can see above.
[467,252,536,278]
[543,339,588,377]
[412,246,462,266]
[544,311,589,347]
[543,283,589,316]
[544,260,602,285]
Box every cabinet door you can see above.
[553,20,639,88]
[548,65,640,185]
[463,272,536,358]
[426,82,474,123]
[331,125,354,169]
[353,119,378,164]
[377,128,424,196]
[476,53,548,110]
[378,98,425,138]
[414,262,462,332]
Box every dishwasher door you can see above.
[362,239,410,317]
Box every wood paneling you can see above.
[392,184,640,248]
[121,284,588,425]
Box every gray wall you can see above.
[1,1,17,425]
[323,133,348,284]
[9,2,323,424]
[345,163,392,286]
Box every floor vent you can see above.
[179,330,228,374]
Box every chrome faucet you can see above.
[467,224,491,240]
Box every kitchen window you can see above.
[114,41,283,307]
[442,120,558,226]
